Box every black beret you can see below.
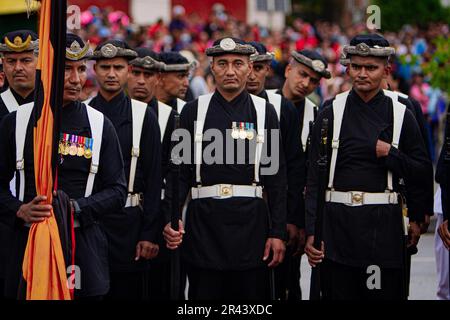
[344,33,395,58]
[291,50,331,79]
[129,48,163,71]
[159,52,191,72]
[206,37,255,57]
[0,29,39,53]
[248,41,274,62]
[92,39,137,60]
[66,33,92,61]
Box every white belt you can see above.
[191,184,263,200]
[125,193,142,208]
[325,190,398,206]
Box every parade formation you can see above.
[0,1,449,302]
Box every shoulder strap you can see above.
[386,98,406,191]
[265,89,277,95]
[128,99,148,194]
[15,102,34,201]
[158,101,172,143]
[177,98,186,114]
[1,89,20,113]
[250,94,266,184]
[302,98,317,152]
[328,91,350,189]
[195,93,213,184]
[85,105,104,197]
[266,91,282,122]
[83,97,93,105]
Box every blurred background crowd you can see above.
[0,0,449,161]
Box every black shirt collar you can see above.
[10,87,34,105]
[214,88,248,107]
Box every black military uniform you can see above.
[0,30,38,121]
[88,40,162,299]
[0,34,127,299]
[0,30,39,299]
[306,34,431,300]
[177,38,287,300]
[247,41,305,300]
[129,48,177,299]
[273,49,331,300]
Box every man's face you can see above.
[247,61,270,95]
[347,55,389,93]
[284,61,321,99]
[2,51,37,93]
[128,66,159,102]
[63,59,87,104]
[0,70,4,88]
[159,71,189,100]
[211,54,252,94]
[94,57,129,94]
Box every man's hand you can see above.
[163,219,185,250]
[263,238,285,268]
[135,241,159,260]
[419,215,431,234]
[376,140,391,158]
[408,221,421,248]
[437,220,450,250]
[305,235,325,267]
[16,195,52,224]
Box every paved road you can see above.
[299,224,441,300]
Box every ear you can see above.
[345,66,350,77]
[284,63,291,78]
[247,61,253,77]
[383,63,391,79]
[93,62,98,74]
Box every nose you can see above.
[107,67,116,79]
[69,70,80,84]
[137,73,146,85]
[13,60,24,72]
[182,76,189,88]
[301,77,310,88]
[225,64,235,77]
[248,71,256,81]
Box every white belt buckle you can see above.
[218,184,233,198]
[350,191,364,205]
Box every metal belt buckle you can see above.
[219,184,232,197]
[351,191,364,205]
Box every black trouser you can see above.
[186,264,270,300]
[274,246,302,300]
[320,259,404,300]
[0,278,4,300]
[148,255,187,300]
[106,271,148,300]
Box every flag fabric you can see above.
[21,0,69,300]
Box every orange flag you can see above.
[21,0,70,300]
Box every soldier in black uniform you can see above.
[267,47,332,299]
[88,40,162,299]
[246,41,305,300]
[0,33,127,299]
[163,37,287,300]
[127,48,177,299]
[0,29,39,299]
[305,34,430,300]
[155,52,191,114]
[339,53,434,235]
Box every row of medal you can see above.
[58,133,93,159]
[231,122,255,140]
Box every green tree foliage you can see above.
[373,0,450,31]
[422,36,450,95]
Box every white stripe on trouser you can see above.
[434,187,450,300]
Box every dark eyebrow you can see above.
[351,63,378,68]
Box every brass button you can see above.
[352,193,363,204]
